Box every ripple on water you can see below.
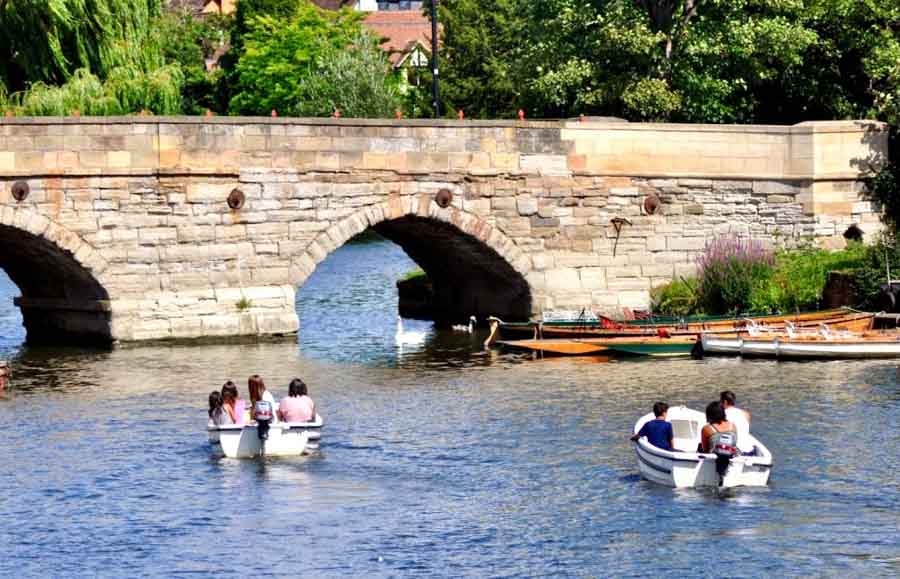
[2,242,900,576]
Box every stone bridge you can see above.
[0,117,888,344]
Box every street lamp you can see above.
[430,0,440,118]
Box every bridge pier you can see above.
[14,298,113,345]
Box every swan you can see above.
[451,315,477,333]
[396,316,427,346]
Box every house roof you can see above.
[363,10,435,67]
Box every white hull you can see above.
[208,415,323,458]
[702,334,900,359]
[633,407,772,488]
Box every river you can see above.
[1,237,899,577]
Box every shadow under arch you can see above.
[293,198,533,323]
[0,207,111,345]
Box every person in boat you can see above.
[701,401,738,453]
[221,381,242,424]
[277,378,316,423]
[248,375,277,421]
[208,390,231,427]
[720,391,754,454]
[702,401,739,483]
[630,402,674,451]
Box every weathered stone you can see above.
[0,117,883,343]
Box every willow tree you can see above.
[0,0,163,90]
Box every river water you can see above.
[1,238,899,577]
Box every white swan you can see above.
[451,315,477,333]
[396,316,427,346]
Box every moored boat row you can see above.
[491,307,874,341]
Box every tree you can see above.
[157,10,230,114]
[299,33,402,118]
[229,2,400,117]
[421,0,525,118]
[0,0,164,90]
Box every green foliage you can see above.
[400,268,427,283]
[650,277,698,316]
[156,10,230,114]
[429,0,898,124]
[422,0,523,118]
[696,235,775,315]
[229,2,394,116]
[0,0,164,90]
[652,243,878,315]
[296,33,402,118]
[754,244,868,312]
[0,66,182,115]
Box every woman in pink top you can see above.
[278,378,316,423]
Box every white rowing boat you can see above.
[701,331,900,359]
[207,414,323,458]
[632,406,772,488]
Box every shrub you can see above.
[753,243,868,312]
[650,277,699,316]
[696,235,774,314]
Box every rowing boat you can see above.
[491,308,873,341]
[701,330,900,359]
[496,335,698,357]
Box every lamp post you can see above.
[430,0,440,118]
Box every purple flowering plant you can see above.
[696,234,775,314]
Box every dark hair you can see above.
[720,391,736,406]
[288,378,308,398]
[208,391,222,418]
[706,400,726,423]
[652,402,669,417]
[248,375,265,406]
[221,381,238,404]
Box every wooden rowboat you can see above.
[491,308,874,341]
[496,336,698,357]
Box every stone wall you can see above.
[0,117,888,343]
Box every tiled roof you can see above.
[363,10,435,66]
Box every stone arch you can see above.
[289,195,534,323]
[0,205,112,344]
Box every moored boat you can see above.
[702,331,900,359]
[208,414,323,458]
[491,308,873,341]
[496,335,698,357]
[633,406,773,488]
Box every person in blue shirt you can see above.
[631,402,674,451]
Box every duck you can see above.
[396,316,427,346]
[451,315,477,333]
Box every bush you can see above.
[650,277,699,316]
[696,235,774,314]
[752,243,868,312]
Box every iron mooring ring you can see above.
[227,188,245,210]
[11,181,29,202]
[643,193,661,215]
[435,188,453,208]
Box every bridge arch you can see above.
[290,195,533,323]
[0,205,112,345]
